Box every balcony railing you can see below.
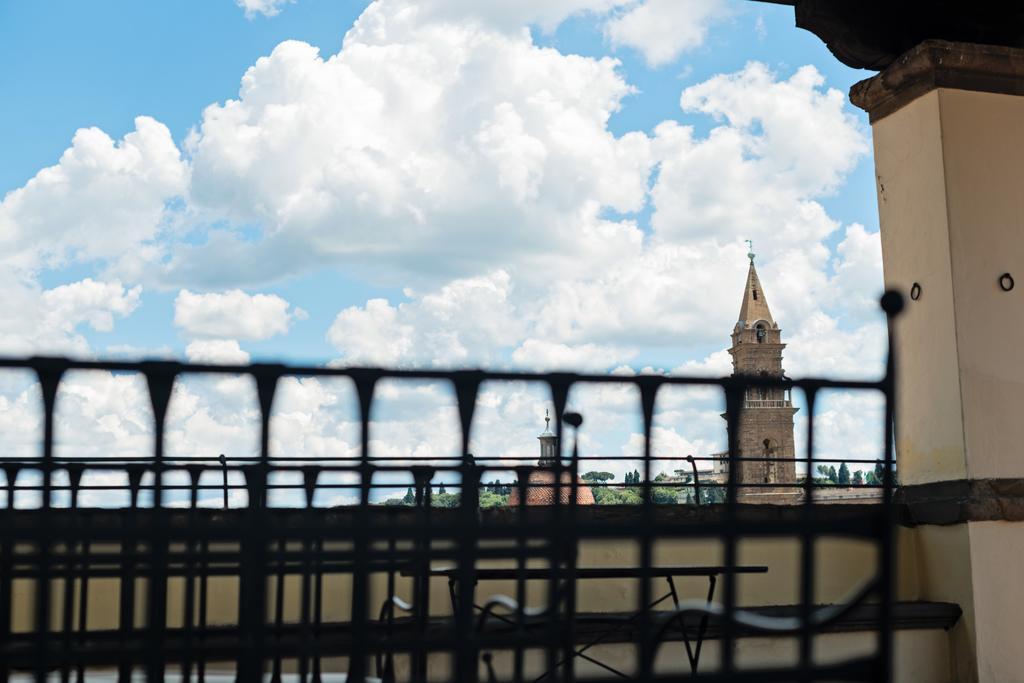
[0,292,904,682]
[742,398,792,408]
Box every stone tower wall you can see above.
[734,406,798,485]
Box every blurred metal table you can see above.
[407,564,769,678]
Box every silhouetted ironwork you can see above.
[0,292,903,682]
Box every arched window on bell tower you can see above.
[763,438,778,483]
[755,322,767,343]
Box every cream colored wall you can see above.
[966,521,1024,683]
[873,87,1024,481]
[7,530,947,680]
[908,524,976,681]
[893,520,1024,682]
[387,534,903,617]
[868,83,1024,683]
[937,89,1024,479]
[12,532,920,628]
[871,89,967,486]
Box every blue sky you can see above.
[0,0,879,364]
[0,0,889,489]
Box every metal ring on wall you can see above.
[910,282,921,301]
[999,273,1015,292]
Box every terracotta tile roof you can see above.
[508,469,596,506]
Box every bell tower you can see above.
[726,243,798,498]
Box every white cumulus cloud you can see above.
[185,339,252,365]
[236,0,294,19]
[328,271,523,367]
[0,116,187,270]
[0,278,142,356]
[169,6,652,286]
[511,339,635,372]
[174,289,306,340]
[605,0,727,67]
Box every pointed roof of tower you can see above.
[737,244,774,326]
[538,409,555,439]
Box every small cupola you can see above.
[537,409,557,465]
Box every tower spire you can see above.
[737,249,774,327]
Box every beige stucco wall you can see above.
[868,82,1024,682]
[873,87,1024,483]
[966,521,1024,683]
[936,89,1024,480]
[907,523,976,681]
[892,520,1024,682]
[10,529,942,682]
[871,88,966,486]
[15,535,901,629]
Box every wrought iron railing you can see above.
[0,292,903,682]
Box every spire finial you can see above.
[544,409,550,430]
[745,239,755,265]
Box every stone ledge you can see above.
[17,492,1023,529]
[850,40,1024,122]
[895,478,1024,526]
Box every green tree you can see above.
[853,470,864,486]
[582,471,615,483]
[438,483,447,495]
[827,466,838,483]
[838,462,850,486]
[402,486,415,505]
[592,486,615,504]
[592,485,642,505]
[632,469,641,484]
[620,488,643,505]
[478,490,508,508]
[874,460,886,484]
[702,486,726,504]
[432,492,460,508]
[652,486,680,505]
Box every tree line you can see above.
[814,460,887,486]
[382,461,891,507]
[385,480,512,508]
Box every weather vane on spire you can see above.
[745,239,755,264]
[544,408,550,430]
